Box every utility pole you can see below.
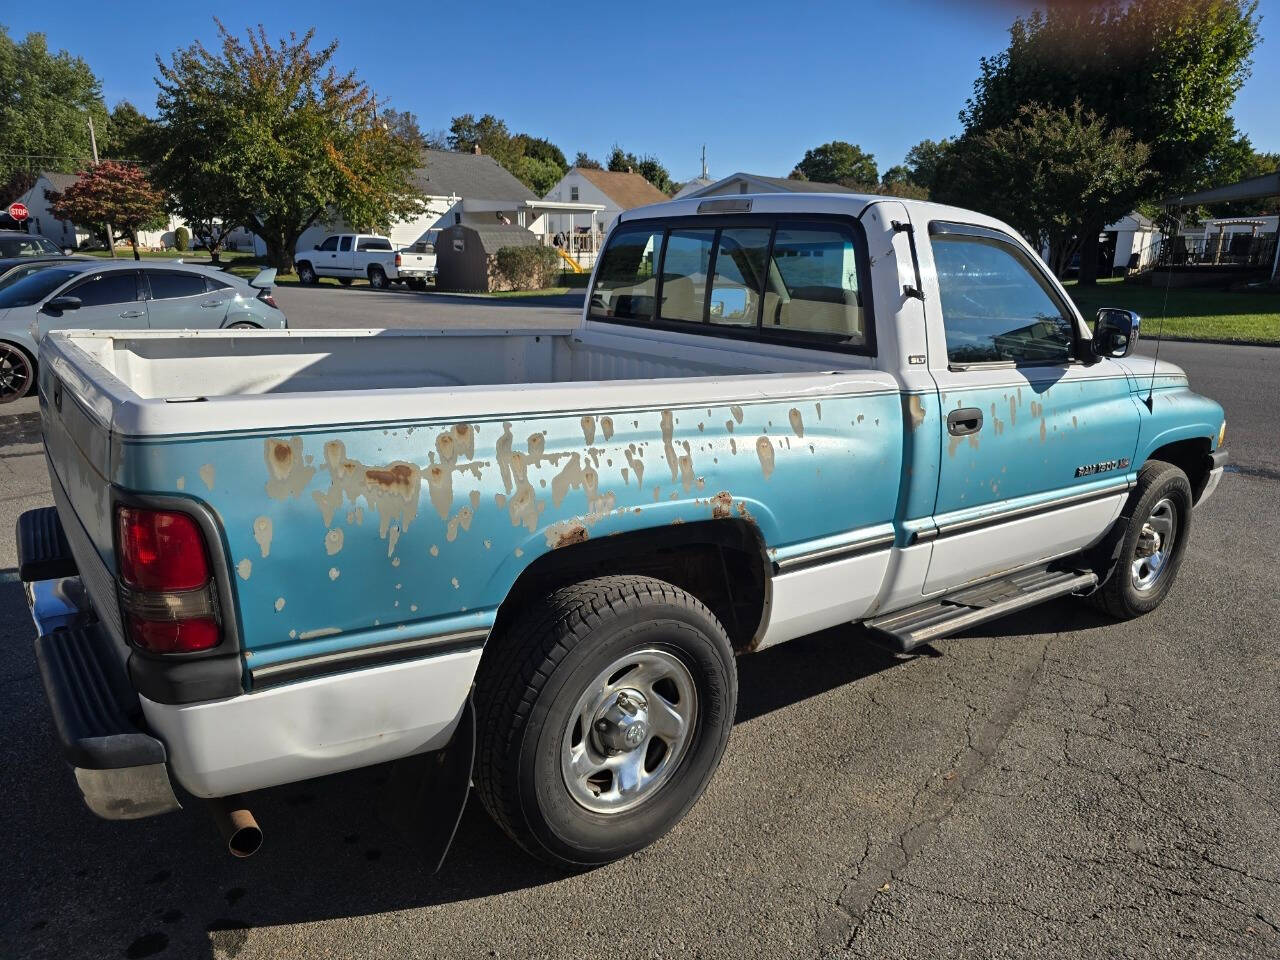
[87,116,116,258]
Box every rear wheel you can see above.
[474,575,736,870]
[367,265,388,289]
[296,262,317,285]
[226,321,260,330]
[1085,460,1192,619]
[0,342,35,402]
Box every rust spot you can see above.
[755,437,776,479]
[625,444,645,487]
[735,500,755,523]
[325,528,344,555]
[546,520,589,548]
[580,416,597,445]
[601,416,615,441]
[730,404,744,424]
[711,491,733,519]
[265,436,316,500]
[788,407,805,438]
[424,463,453,520]
[905,395,926,431]
[677,442,695,493]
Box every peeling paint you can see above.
[253,516,272,558]
[546,519,590,548]
[199,463,216,491]
[429,544,439,557]
[299,627,340,640]
[789,408,805,438]
[265,436,316,500]
[905,395,926,431]
[601,416,614,440]
[580,416,597,445]
[236,558,252,580]
[625,444,645,487]
[730,404,744,424]
[274,597,285,612]
[1040,418,1048,443]
[661,410,678,481]
[756,436,776,479]
[711,491,734,519]
[324,527,344,555]
[328,567,340,581]
[175,476,185,491]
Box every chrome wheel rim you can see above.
[560,647,698,814]
[0,344,33,403]
[1131,497,1178,592]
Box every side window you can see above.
[659,229,715,324]
[357,237,391,251]
[932,236,1073,365]
[146,270,205,300]
[588,225,663,321]
[316,236,339,251]
[69,271,138,307]
[338,236,353,252]
[763,224,864,343]
[708,228,769,327]
[204,276,231,293]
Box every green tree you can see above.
[935,102,1151,278]
[606,146,672,192]
[448,113,522,169]
[154,23,422,271]
[574,152,602,170]
[0,27,109,200]
[791,141,878,186]
[382,109,426,148]
[514,155,563,195]
[48,161,166,260]
[903,138,953,194]
[104,101,157,160]
[515,135,567,172]
[959,0,1260,283]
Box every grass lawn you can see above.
[1064,277,1280,344]
[83,248,256,262]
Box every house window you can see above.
[570,186,580,202]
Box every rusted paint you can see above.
[677,441,695,493]
[600,416,614,440]
[545,520,590,548]
[236,558,252,580]
[423,462,453,520]
[496,423,515,493]
[625,444,645,487]
[446,505,475,542]
[788,408,805,438]
[755,437,776,479]
[711,491,733,519]
[730,405,744,424]
[253,516,272,558]
[736,500,755,523]
[199,463,216,492]
[265,436,316,500]
[581,416,597,445]
[905,395,926,431]
[324,528,344,555]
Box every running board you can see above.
[865,568,1098,653]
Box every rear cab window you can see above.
[589,213,872,353]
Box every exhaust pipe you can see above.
[208,796,262,858]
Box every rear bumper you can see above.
[19,507,181,821]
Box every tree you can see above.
[574,152,602,170]
[104,101,157,160]
[448,113,522,169]
[0,27,110,190]
[514,155,563,195]
[934,102,1151,277]
[607,145,636,172]
[154,23,422,271]
[903,138,953,194]
[791,141,878,186]
[606,146,672,192]
[382,109,426,148]
[515,135,567,172]
[48,161,166,260]
[959,0,1260,283]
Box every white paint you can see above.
[141,646,482,797]
[758,549,893,650]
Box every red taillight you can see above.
[117,508,210,591]
[395,252,402,267]
[116,506,221,654]
[257,290,277,309]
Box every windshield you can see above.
[0,260,66,292]
[0,235,61,257]
[0,267,80,308]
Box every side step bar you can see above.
[866,567,1098,653]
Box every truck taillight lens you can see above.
[116,506,222,654]
[395,252,402,267]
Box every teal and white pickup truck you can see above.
[19,193,1227,869]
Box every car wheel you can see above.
[226,321,260,330]
[296,262,317,285]
[1084,460,1193,619]
[368,266,389,289]
[0,341,36,403]
[474,575,737,870]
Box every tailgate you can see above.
[37,347,128,654]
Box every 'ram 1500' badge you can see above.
[1075,458,1131,477]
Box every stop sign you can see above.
[6,202,29,222]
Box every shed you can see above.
[435,223,541,292]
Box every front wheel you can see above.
[474,576,737,870]
[1085,460,1193,619]
[296,262,317,285]
[0,341,36,402]
[367,266,388,289]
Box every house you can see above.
[540,167,670,245]
[1103,212,1163,274]
[16,170,195,251]
[672,147,715,199]
[435,222,545,292]
[683,172,861,199]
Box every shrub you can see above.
[491,244,561,290]
[175,226,191,251]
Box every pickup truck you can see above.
[19,192,1227,870]
[295,233,434,290]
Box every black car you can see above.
[0,255,88,292]
[0,231,65,258]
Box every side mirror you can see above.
[44,296,82,313]
[1092,308,1140,359]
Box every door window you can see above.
[146,270,206,300]
[316,236,339,251]
[588,224,663,321]
[204,276,231,292]
[659,229,715,324]
[338,236,353,252]
[932,235,1074,365]
[708,228,770,326]
[357,237,392,251]
[68,271,139,307]
[764,225,865,343]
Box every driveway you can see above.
[1,319,1276,959]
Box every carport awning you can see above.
[1166,170,1280,206]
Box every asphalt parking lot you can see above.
[1,289,1277,959]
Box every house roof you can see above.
[412,149,536,202]
[37,171,81,194]
[446,222,539,250]
[685,172,861,199]
[575,168,670,209]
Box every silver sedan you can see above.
[0,260,286,401]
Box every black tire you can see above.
[474,575,737,870]
[338,277,353,286]
[296,261,317,285]
[367,266,388,289]
[0,340,36,402]
[1085,460,1193,619]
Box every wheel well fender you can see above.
[1145,437,1213,501]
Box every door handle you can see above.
[200,300,223,308]
[119,310,145,319]
[947,407,984,436]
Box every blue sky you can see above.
[6,0,1278,182]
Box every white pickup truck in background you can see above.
[295,233,435,290]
